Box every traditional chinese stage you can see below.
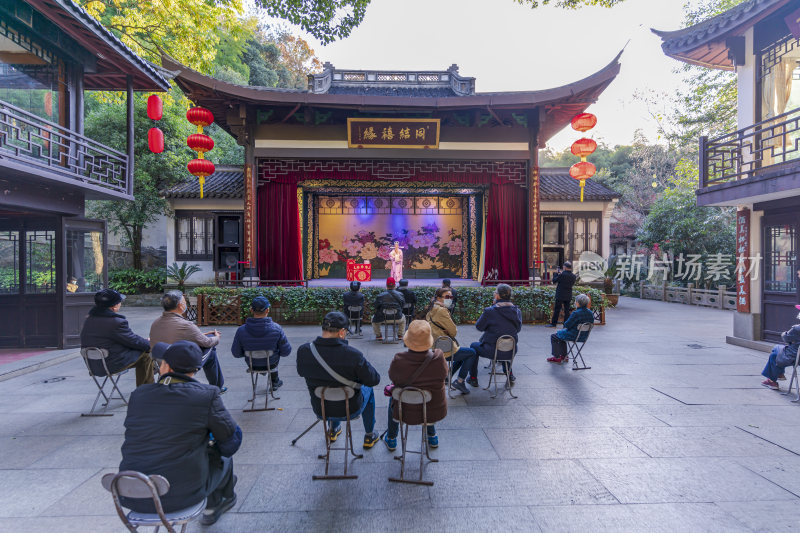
[307,278,481,288]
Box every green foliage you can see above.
[255,0,370,44]
[166,262,202,292]
[193,285,606,323]
[109,268,166,294]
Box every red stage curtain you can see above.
[257,181,303,280]
[484,181,528,280]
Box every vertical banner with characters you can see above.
[736,207,750,313]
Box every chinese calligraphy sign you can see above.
[736,208,750,313]
[347,118,440,149]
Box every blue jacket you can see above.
[777,325,800,367]
[555,307,594,341]
[475,300,523,348]
[231,317,292,368]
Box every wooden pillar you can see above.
[528,110,541,279]
[125,75,134,196]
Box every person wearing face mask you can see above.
[760,314,800,390]
[469,283,522,386]
[424,287,477,395]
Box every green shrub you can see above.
[192,284,606,323]
[109,267,167,294]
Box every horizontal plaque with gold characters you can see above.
[347,118,440,149]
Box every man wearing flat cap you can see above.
[297,311,381,448]
[231,296,292,388]
[80,289,154,386]
[119,340,242,526]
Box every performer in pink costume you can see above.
[389,241,403,280]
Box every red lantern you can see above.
[571,113,597,132]
[148,127,164,154]
[147,95,163,121]
[570,137,597,159]
[570,161,596,202]
[187,159,215,198]
[186,107,214,131]
[187,133,214,154]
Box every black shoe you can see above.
[452,379,470,395]
[219,386,228,394]
[467,377,479,388]
[201,493,237,525]
[271,378,283,390]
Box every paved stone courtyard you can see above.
[1,297,799,532]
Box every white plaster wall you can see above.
[105,213,168,250]
[737,27,756,130]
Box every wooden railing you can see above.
[640,282,736,310]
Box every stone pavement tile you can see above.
[612,426,794,458]
[733,424,800,455]
[733,455,800,496]
[564,387,681,405]
[485,428,648,460]
[640,404,800,428]
[529,404,669,428]
[239,462,432,512]
[233,407,302,434]
[0,468,99,517]
[18,412,126,437]
[581,373,693,389]
[428,459,617,507]
[0,435,78,469]
[580,457,797,503]
[431,405,478,429]
[365,429,499,463]
[198,506,541,533]
[529,502,751,533]
[233,430,329,465]
[652,388,791,406]
[465,404,543,429]
[29,435,122,470]
[716,500,800,532]
[490,387,577,407]
[5,391,130,415]
[672,374,768,389]
[0,516,124,533]
[39,467,117,517]
[0,412,59,437]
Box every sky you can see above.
[255,0,694,152]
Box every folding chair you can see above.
[782,349,800,403]
[388,386,438,486]
[567,323,593,371]
[243,350,279,412]
[347,306,363,339]
[434,336,456,399]
[101,470,205,533]
[306,386,363,480]
[402,302,414,328]
[80,347,129,417]
[484,335,517,399]
[382,307,402,344]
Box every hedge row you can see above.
[192,285,607,324]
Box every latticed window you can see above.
[572,215,600,261]
[176,212,213,260]
[765,224,796,293]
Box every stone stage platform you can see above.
[307,278,481,288]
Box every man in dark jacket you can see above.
[297,311,381,448]
[372,277,406,340]
[231,296,291,388]
[342,281,365,333]
[469,283,523,385]
[119,340,242,526]
[548,293,594,363]
[80,289,154,386]
[397,278,416,325]
[548,261,577,327]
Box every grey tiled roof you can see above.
[162,167,243,199]
[540,167,621,201]
[327,86,458,97]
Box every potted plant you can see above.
[166,262,201,292]
[603,256,620,307]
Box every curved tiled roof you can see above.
[539,167,621,201]
[163,167,243,199]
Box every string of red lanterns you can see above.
[186,107,215,198]
[569,112,598,202]
[147,95,163,154]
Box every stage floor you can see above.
[308,278,481,288]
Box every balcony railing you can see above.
[0,99,129,197]
[700,105,800,188]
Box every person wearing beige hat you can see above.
[381,320,448,451]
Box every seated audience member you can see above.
[80,289,154,386]
[383,320,448,451]
[372,277,406,341]
[425,287,477,394]
[297,312,382,448]
[442,278,457,313]
[548,293,594,363]
[231,296,291,389]
[342,281,365,333]
[397,279,417,322]
[761,317,800,390]
[469,283,523,385]
[119,340,242,526]
[150,290,226,392]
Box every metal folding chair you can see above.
[80,347,129,417]
[243,350,279,412]
[782,349,800,403]
[484,335,517,399]
[382,307,401,344]
[402,302,414,328]
[388,386,438,486]
[302,386,363,480]
[347,305,363,338]
[567,323,593,371]
[434,336,456,399]
[101,470,205,533]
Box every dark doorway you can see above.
[762,213,800,342]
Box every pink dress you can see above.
[390,248,403,280]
